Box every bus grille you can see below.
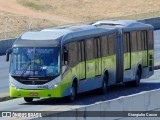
[12,76,57,85]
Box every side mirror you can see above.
[63,47,68,65]
[6,48,12,62]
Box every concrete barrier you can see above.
[36,88,160,120]
[0,38,16,55]
[138,17,160,30]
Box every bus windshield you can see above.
[10,47,60,77]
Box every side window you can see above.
[62,44,68,65]
[144,31,148,50]
[81,41,85,61]
[123,32,130,53]
[148,30,154,50]
[97,38,101,58]
[62,44,69,73]
[108,34,115,55]
[86,39,94,60]
[78,41,85,62]
[69,42,78,67]
[131,32,137,52]
[101,36,109,57]
[137,31,142,51]
[94,37,101,58]
[78,42,82,62]
[141,31,147,50]
[141,31,144,50]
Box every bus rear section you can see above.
[92,20,154,86]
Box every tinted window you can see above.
[97,38,101,58]
[101,36,109,57]
[78,42,81,62]
[86,39,94,60]
[141,31,147,50]
[144,31,148,50]
[148,30,154,50]
[69,42,78,66]
[131,32,137,52]
[81,41,85,61]
[62,45,68,65]
[108,34,115,55]
[123,32,130,53]
[137,32,142,51]
[94,37,101,58]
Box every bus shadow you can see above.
[20,82,160,106]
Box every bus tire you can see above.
[132,68,141,86]
[67,82,77,102]
[98,75,108,94]
[125,69,141,87]
[24,97,33,102]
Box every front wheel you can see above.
[24,97,33,102]
[67,83,76,102]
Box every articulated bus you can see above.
[6,20,154,102]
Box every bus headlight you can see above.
[10,83,19,90]
[48,83,59,90]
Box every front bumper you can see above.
[10,86,63,98]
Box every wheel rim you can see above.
[24,97,33,102]
[136,70,140,84]
[70,85,75,101]
[101,76,107,94]
[102,80,107,93]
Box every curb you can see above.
[154,65,160,70]
[0,96,15,102]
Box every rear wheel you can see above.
[24,97,33,102]
[125,69,141,87]
[98,75,108,94]
[132,69,141,86]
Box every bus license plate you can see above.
[30,92,38,96]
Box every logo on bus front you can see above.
[32,81,35,85]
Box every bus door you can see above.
[78,41,86,80]
[142,31,148,67]
[94,37,102,76]
[124,32,131,70]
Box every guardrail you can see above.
[138,17,160,30]
[0,38,16,55]
[36,88,160,119]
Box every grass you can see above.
[1,11,160,40]
[16,0,160,22]
[1,0,160,40]
[0,14,57,40]
[17,0,50,11]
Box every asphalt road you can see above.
[0,55,9,97]
[0,30,160,97]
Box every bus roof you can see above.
[13,24,116,47]
[91,20,154,30]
